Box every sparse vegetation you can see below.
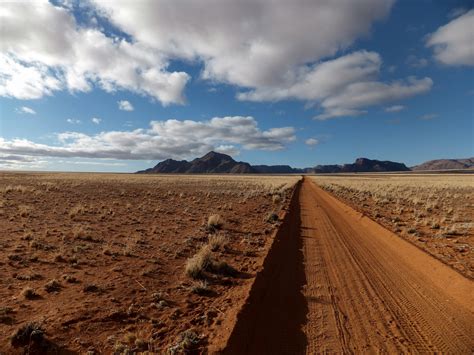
[62,274,79,283]
[185,243,237,279]
[313,174,473,278]
[168,330,201,354]
[272,194,282,204]
[18,205,33,217]
[69,203,86,218]
[207,214,224,231]
[21,287,39,300]
[190,280,211,295]
[0,172,300,353]
[266,212,278,223]
[208,233,227,251]
[16,273,42,281]
[10,322,44,347]
[185,246,213,279]
[44,279,61,293]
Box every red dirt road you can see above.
[225,177,474,353]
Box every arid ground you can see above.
[227,177,473,353]
[313,174,474,278]
[0,172,299,353]
[1,172,473,354]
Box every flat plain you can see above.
[0,172,299,353]
[313,174,474,278]
[1,172,473,354]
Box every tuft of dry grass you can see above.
[21,287,39,300]
[207,214,224,230]
[62,274,79,283]
[190,280,210,295]
[266,212,278,223]
[168,330,201,354]
[272,194,282,204]
[18,205,32,217]
[10,322,44,347]
[185,246,213,279]
[44,279,61,293]
[208,233,227,251]
[185,244,237,279]
[69,203,86,219]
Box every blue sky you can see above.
[0,0,473,172]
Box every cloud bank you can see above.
[0,116,295,160]
[0,0,436,118]
[238,51,432,119]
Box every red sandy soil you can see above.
[2,173,472,354]
[0,172,296,354]
[316,176,473,279]
[224,177,474,353]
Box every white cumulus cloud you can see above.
[0,0,189,104]
[118,100,134,111]
[427,10,474,66]
[315,76,432,120]
[92,117,102,124]
[92,0,394,89]
[305,138,319,146]
[238,51,432,119]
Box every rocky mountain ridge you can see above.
[137,152,412,174]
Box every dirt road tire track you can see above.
[224,177,474,354]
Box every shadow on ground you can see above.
[224,182,308,354]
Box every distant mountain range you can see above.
[137,151,412,174]
[412,158,474,171]
[137,151,474,174]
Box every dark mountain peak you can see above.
[200,151,233,160]
[355,157,370,165]
[195,151,235,164]
[138,151,254,174]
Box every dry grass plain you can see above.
[0,172,300,354]
[313,174,474,278]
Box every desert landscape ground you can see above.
[313,174,474,278]
[1,172,473,353]
[0,172,299,353]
